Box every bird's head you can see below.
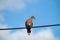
[31,16,35,19]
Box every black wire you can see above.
[32,24,60,28]
[0,27,26,30]
[0,24,60,30]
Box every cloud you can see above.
[10,29,55,40]
[0,25,60,40]
[0,13,59,40]
[0,25,10,40]
[0,0,26,10]
[0,14,10,40]
[0,0,39,10]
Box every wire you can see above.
[32,24,60,28]
[0,24,60,30]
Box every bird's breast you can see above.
[27,22,31,26]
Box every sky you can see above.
[0,0,60,40]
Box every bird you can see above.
[25,16,35,35]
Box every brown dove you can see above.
[25,16,35,35]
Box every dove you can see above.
[25,16,35,35]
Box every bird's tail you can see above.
[27,28,31,35]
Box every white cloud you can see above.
[0,13,10,40]
[0,0,39,10]
[10,29,55,40]
[0,25,60,40]
[33,29,54,40]
[0,25,10,40]
[0,0,26,10]
[0,13,59,40]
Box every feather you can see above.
[25,16,35,35]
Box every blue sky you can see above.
[0,0,60,40]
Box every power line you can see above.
[0,24,60,30]
[32,24,60,28]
